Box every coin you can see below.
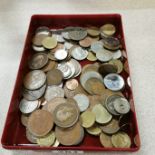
[134,134,140,147]
[100,132,113,147]
[124,60,129,74]
[27,110,54,137]
[66,79,79,90]
[112,50,122,59]
[55,122,84,146]
[86,124,101,136]
[92,104,112,124]
[26,129,38,144]
[46,69,63,86]
[32,33,49,46]
[64,41,74,50]
[50,43,64,53]
[35,26,51,35]
[87,27,100,37]
[23,70,46,90]
[21,114,29,127]
[113,96,130,114]
[111,132,131,148]
[90,41,103,53]
[109,59,123,73]
[79,36,93,48]
[52,139,60,147]
[42,36,57,49]
[87,51,97,61]
[22,84,46,101]
[96,49,113,62]
[32,45,46,52]
[70,46,88,61]
[80,111,95,128]
[82,63,100,74]
[37,131,55,146]
[103,73,125,91]
[54,49,68,60]
[53,103,79,128]
[73,94,89,112]
[98,63,118,77]
[53,34,65,43]
[100,24,116,37]
[44,86,64,101]
[42,60,57,72]
[47,52,57,61]
[127,77,131,87]
[19,98,39,114]
[100,119,120,134]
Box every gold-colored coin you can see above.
[100,132,113,147]
[111,132,131,148]
[87,52,97,61]
[86,124,101,136]
[80,110,95,128]
[42,36,57,49]
[87,27,100,37]
[100,24,116,36]
[42,60,57,72]
[109,59,123,73]
[37,131,56,146]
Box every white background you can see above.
[0,0,155,154]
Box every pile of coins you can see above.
[20,24,133,148]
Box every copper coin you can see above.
[42,60,57,72]
[47,52,57,61]
[100,132,113,147]
[79,36,93,48]
[46,69,63,86]
[65,79,79,90]
[27,110,54,137]
[32,33,49,46]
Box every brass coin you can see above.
[87,52,97,61]
[80,110,95,128]
[21,114,29,127]
[111,132,131,148]
[53,103,79,128]
[55,122,84,146]
[86,124,101,136]
[42,36,57,49]
[46,69,63,86]
[100,24,116,36]
[65,79,79,90]
[42,60,57,72]
[100,132,113,147]
[37,131,55,146]
[109,59,123,73]
[79,36,93,48]
[27,110,54,137]
[32,33,49,46]
[87,27,100,37]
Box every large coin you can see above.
[100,132,113,147]
[27,110,54,137]
[23,70,46,90]
[42,36,57,49]
[96,49,113,62]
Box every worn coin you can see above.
[23,70,46,90]
[86,124,101,136]
[79,36,93,48]
[100,24,116,37]
[42,36,57,49]
[87,51,97,61]
[27,109,54,137]
[90,41,103,53]
[100,132,113,147]
[87,27,100,37]
[66,79,79,90]
[109,59,123,73]
[42,60,57,72]
[50,43,64,53]
[47,52,57,61]
[96,49,113,62]
[54,49,68,60]
[64,41,74,50]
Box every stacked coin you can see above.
[19,24,133,148]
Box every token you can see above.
[100,119,120,134]
[80,111,95,128]
[42,36,57,49]
[87,51,97,61]
[44,86,64,101]
[55,122,84,146]
[37,131,56,146]
[109,59,123,73]
[100,24,116,36]
[100,132,113,147]
[87,27,100,37]
[86,124,101,136]
[66,79,79,90]
[111,132,131,148]
[73,94,89,112]
[19,98,39,114]
[53,103,79,128]
[26,129,38,144]
[23,70,46,90]
[32,33,49,46]
[96,49,113,62]
[21,114,29,127]
[27,110,54,137]
[54,49,68,60]
[103,73,125,91]
[79,36,93,48]
[90,41,103,53]
[46,69,63,86]
[42,60,57,72]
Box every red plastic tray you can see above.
[1,14,140,151]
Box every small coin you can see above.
[109,59,123,73]
[44,86,64,101]
[46,69,63,86]
[32,45,46,52]
[90,41,103,53]
[53,34,65,43]
[92,104,112,124]
[100,132,113,147]
[66,79,79,90]
[134,134,140,147]
[127,77,131,87]
[54,49,68,60]
[32,33,49,46]
[42,36,57,49]
[111,132,131,148]
[55,122,84,146]
[50,43,64,53]
[79,36,93,48]
[42,60,57,72]
[124,60,129,74]
[37,131,56,146]
[96,49,113,62]
[26,129,38,144]
[112,50,122,59]
[86,124,101,136]
[53,103,79,128]
[19,98,39,114]
[64,41,74,50]
[27,109,54,137]
[100,119,120,134]
[87,51,97,61]
[23,70,46,90]
[104,73,125,91]
[100,24,116,37]
[21,114,29,127]
[80,111,95,128]
[87,27,100,37]
[73,94,90,112]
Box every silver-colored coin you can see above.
[80,71,103,88]
[52,34,65,43]
[127,77,131,87]
[113,96,130,114]
[54,49,68,60]
[64,42,74,50]
[44,86,64,101]
[23,70,46,90]
[112,50,122,59]
[35,26,51,35]
[73,94,89,112]
[32,45,46,52]
[65,61,76,79]
[90,41,104,53]
[62,31,70,40]
[19,98,39,114]
[71,46,88,61]
[103,73,125,91]
[26,129,38,143]
[96,49,113,62]
[22,84,46,101]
